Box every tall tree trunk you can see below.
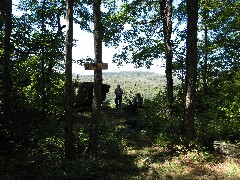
[160,0,173,109]
[64,0,75,159]
[2,0,12,124]
[89,0,103,154]
[182,0,198,144]
[203,10,208,95]
[41,0,46,117]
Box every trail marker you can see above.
[84,63,108,70]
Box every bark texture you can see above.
[2,0,13,123]
[64,0,75,159]
[160,0,174,109]
[182,0,199,142]
[89,0,103,154]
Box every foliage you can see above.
[99,130,126,157]
[196,71,240,146]
[2,77,240,178]
[1,0,240,178]
[102,0,168,68]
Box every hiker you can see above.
[133,93,143,109]
[114,84,123,108]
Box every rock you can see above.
[213,141,240,156]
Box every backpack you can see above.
[115,88,122,96]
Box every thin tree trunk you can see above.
[41,0,46,117]
[182,0,198,144]
[2,0,12,123]
[203,11,208,95]
[160,0,174,109]
[89,0,103,154]
[64,0,75,159]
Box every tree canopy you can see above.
[0,0,240,178]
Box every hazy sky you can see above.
[72,25,165,75]
[12,0,166,75]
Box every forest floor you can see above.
[94,107,240,180]
[1,107,240,179]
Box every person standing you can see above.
[114,84,123,108]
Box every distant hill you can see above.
[73,71,179,106]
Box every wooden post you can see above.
[85,62,108,154]
[88,0,105,154]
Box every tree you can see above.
[0,0,6,30]
[197,0,240,90]
[12,0,66,117]
[182,0,199,143]
[101,1,166,68]
[101,0,177,110]
[89,0,103,154]
[202,8,209,95]
[160,0,174,109]
[2,0,12,124]
[64,0,75,159]
[41,0,46,117]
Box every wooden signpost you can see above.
[85,62,107,153]
[84,63,108,70]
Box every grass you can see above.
[92,107,240,179]
[1,106,240,179]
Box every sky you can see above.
[72,26,165,75]
[12,0,166,75]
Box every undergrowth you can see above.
[1,101,240,179]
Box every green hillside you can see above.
[73,71,179,106]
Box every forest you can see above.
[75,71,171,103]
[1,0,240,179]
